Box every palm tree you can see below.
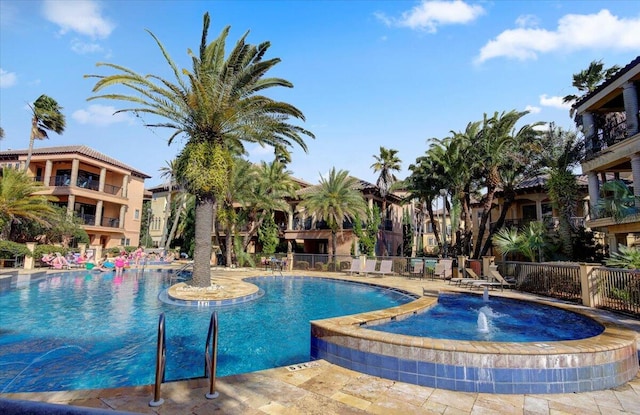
[595,180,640,222]
[492,221,547,262]
[472,110,541,259]
[298,168,367,259]
[371,147,401,256]
[24,95,66,171]
[86,13,313,287]
[0,167,57,239]
[563,60,621,104]
[158,159,178,250]
[537,124,584,259]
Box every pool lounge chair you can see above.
[450,268,480,286]
[362,259,377,276]
[409,261,424,279]
[370,260,393,277]
[433,259,453,280]
[345,260,361,275]
[489,270,516,290]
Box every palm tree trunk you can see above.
[480,191,516,257]
[425,199,442,255]
[160,183,173,249]
[192,194,214,287]
[225,223,233,268]
[24,131,36,172]
[165,196,184,250]
[472,185,497,259]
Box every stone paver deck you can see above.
[1,266,640,414]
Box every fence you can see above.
[593,267,640,317]
[497,261,582,303]
[289,253,438,278]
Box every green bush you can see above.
[295,261,309,270]
[315,262,325,271]
[0,241,30,258]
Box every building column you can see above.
[99,167,106,192]
[623,81,639,136]
[67,194,76,216]
[608,233,618,254]
[632,153,640,208]
[44,160,53,186]
[582,111,597,153]
[287,206,294,230]
[535,200,542,221]
[70,159,79,187]
[587,171,600,215]
[119,205,126,229]
[122,175,129,198]
[95,200,103,227]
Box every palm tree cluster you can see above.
[405,110,589,261]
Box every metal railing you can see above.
[149,313,166,407]
[497,261,582,303]
[593,267,640,317]
[204,312,219,399]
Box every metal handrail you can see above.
[204,312,219,399]
[149,313,166,407]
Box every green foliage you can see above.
[176,141,232,197]
[258,214,279,255]
[233,236,254,267]
[595,180,640,222]
[33,244,64,260]
[606,245,640,269]
[0,241,31,258]
[353,205,380,256]
[492,221,547,262]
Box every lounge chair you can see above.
[362,259,377,276]
[433,259,453,280]
[450,268,480,286]
[370,260,393,277]
[489,270,516,290]
[409,261,424,279]
[345,260,361,275]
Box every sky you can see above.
[1,1,639,188]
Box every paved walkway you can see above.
[2,267,640,414]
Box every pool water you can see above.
[0,271,413,393]
[368,293,604,342]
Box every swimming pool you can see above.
[0,270,414,393]
[367,293,604,341]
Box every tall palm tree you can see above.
[371,147,401,256]
[472,110,541,259]
[24,95,66,171]
[158,159,178,250]
[86,13,313,287]
[563,60,621,104]
[537,124,584,259]
[298,168,367,259]
[0,167,57,239]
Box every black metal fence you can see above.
[593,267,640,317]
[497,261,582,303]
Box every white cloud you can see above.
[524,105,541,114]
[539,94,572,110]
[476,9,640,63]
[72,104,132,126]
[515,14,540,28]
[71,38,103,54]
[376,0,484,32]
[0,68,17,88]
[42,0,114,39]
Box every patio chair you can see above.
[433,259,453,280]
[409,261,424,279]
[370,260,393,277]
[345,260,361,275]
[489,270,516,290]
[362,259,377,276]
[451,268,480,286]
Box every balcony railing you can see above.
[76,213,96,226]
[46,175,122,196]
[584,113,635,160]
[101,216,120,228]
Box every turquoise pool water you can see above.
[0,270,413,393]
[368,293,604,341]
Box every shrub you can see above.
[295,261,309,270]
[0,241,30,258]
[339,261,351,271]
[315,262,325,271]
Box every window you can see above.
[134,209,140,220]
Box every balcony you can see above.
[583,113,638,161]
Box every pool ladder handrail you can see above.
[149,313,166,407]
[204,311,219,399]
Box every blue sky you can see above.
[1,1,639,187]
